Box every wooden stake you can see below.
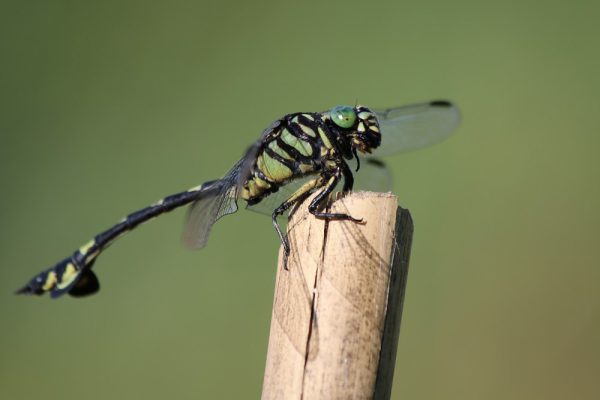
[262,191,413,400]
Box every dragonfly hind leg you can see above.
[271,178,320,269]
[271,171,362,270]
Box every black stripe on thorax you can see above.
[275,116,323,163]
[273,138,312,165]
[288,115,323,145]
[263,146,297,170]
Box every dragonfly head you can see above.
[329,105,381,154]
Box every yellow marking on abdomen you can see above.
[42,271,58,291]
[85,251,100,264]
[79,240,96,255]
[188,184,203,192]
[255,176,271,189]
[56,263,79,290]
[241,175,273,200]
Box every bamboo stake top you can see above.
[262,192,413,400]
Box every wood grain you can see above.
[262,191,413,400]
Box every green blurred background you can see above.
[1,0,598,399]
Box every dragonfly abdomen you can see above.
[17,184,217,297]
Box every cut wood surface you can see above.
[262,191,413,400]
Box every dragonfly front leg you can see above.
[341,159,355,192]
[308,171,363,223]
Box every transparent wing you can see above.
[182,160,244,249]
[236,120,282,193]
[246,174,318,216]
[353,158,393,193]
[247,157,393,216]
[370,100,460,157]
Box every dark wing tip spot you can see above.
[430,100,452,107]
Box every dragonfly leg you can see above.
[271,178,320,269]
[352,147,360,173]
[271,209,290,261]
[341,159,354,192]
[309,172,363,222]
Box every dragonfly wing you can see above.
[353,158,393,193]
[246,175,318,217]
[236,118,284,192]
[183,130,289,247]
[370,100,460,157]
[182,160,243,249]
[248,158,393,216]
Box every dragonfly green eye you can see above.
[330,105,357,129]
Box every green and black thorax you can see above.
[241,106,381,204]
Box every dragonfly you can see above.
[16,100,460,299]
